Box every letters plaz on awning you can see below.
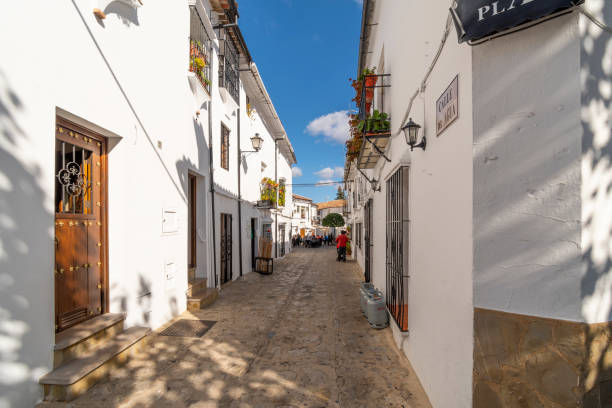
[450,0,583,43]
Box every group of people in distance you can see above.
[292,232,335,248]
[291,230,350,262]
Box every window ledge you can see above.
[187,72,211,106]
[386,307,410,338]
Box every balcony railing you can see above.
[189,6,212,94]
[219,38,240,104]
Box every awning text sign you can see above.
[437,76,459,136]
[451,0,583,43]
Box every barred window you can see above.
[221,124,230,170]
[386,166,409,332]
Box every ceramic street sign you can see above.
[437,75,459,136]
[450,0,584,43]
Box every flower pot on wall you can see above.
[364,75,377,104]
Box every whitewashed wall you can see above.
[579,1,612,325]
[0,1,218,406]
[472,14,584,321]
[359,1,474,407]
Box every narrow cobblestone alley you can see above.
[43,248,431,408]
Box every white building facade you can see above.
[345,1,612,407]
[291,194,317,237]
[0,0,294,406]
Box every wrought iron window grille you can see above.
[189,6,212,94]
[386,166,409,332]
[358,73,391,120]
[219,37,240,104]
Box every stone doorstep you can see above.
[187,277,208,297]
[41,327,150,401]
[54,313,126,351]
[187,287,219,311]
[53,314,127,368]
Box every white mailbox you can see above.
[162,208,179,233]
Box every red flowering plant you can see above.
[345,114,363,162]
[349,67,376,113]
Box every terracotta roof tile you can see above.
[292,194,313,202]
[316,199,345,210]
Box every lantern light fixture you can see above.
[250,133,263,152]
[402,118,426,151]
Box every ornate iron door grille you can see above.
[220,213,232,284]
[386,166,409,332]
[364,199,372,283]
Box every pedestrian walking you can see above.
[336,230,348,261]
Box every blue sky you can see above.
[238,0,362,203]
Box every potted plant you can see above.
[345,114,364,162]
[362,68,377,113]
[260,177,278,207]
[358,110,390,134]
[349,67,377,114]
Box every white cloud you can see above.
[315,167,344,179]
[291,167,303,177]
[353,0,363,5]
[305,111,350,144]
[316,179,336,187]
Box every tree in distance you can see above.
[336,186,346,200]
[322,213,345,227]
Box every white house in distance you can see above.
[315,199,346,229]
[291,194,317,237]
[0,0,294,406]
[345,1,612,407]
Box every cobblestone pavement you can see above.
[47,247,431,408]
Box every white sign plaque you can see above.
[436,75,459,136]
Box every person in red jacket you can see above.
[336,230,348,262]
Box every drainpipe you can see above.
[237,107,243,277]
[357,0,372,77]
[208,99,218,288]
[274,138,278,258]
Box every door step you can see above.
[41,321,149,402]
[187,287,219,311]
[187,277,208,297]
[53,313,126,369]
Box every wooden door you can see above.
[188,175,197,269]
[220,213,232,284]
[250,218,256,269]
[54,120,106,332]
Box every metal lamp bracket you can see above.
[365,136,391,162]
[358,169,381,192]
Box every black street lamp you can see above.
[402,118,426,151]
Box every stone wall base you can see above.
[473,308,612,407]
